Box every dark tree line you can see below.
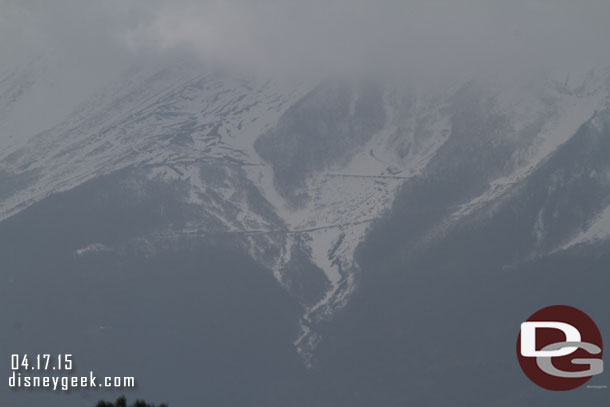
[96,396,167,407]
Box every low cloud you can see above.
[122,0,610,81]
[1,0,609,120]
[2,1,609,78]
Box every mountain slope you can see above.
[1,60,610,383]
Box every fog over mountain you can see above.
[1,1,609,406]
[2,0,610,147]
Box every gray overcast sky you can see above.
[1,0,609,147]
[2,0,610,78]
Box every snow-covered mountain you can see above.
[1,57,610,371]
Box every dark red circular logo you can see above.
[516,305,603,391]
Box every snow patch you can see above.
[75,243,112,257]
[564,205,610,247]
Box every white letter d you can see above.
[521,321,581,357]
